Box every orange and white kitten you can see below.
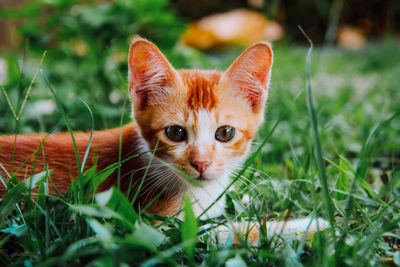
[0,38,327,239]
[129,38,272,219]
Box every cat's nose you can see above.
[190,160,212,174]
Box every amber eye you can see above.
[165,126,187,142]
[215,126,235,142]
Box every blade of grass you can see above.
[40,145,51,257]
[40,69,81,172]
[0,52,46,121]
[325,156,397,213]
[355,110,400,180]
[356,216,400,266]
[1,50,46,174]
[130,138,160,206]
[296,151,325,263]
[40,69,84,203]
[337,109,400,260]
[118,99,129,189]
[181,195,198,265]
[0,170,50,219]
[299,26,337,240]
[1,164,29,227]
[0,164,10,187]
[78,98,94,174]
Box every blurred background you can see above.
[0,0,399,169]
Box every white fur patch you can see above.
[193,109,213,155]
[267,217,330,234]
[209,217,330,245]
[186,173,230,219]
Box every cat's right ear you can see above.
[128,38,179,110]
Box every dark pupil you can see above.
[216,126,235,142]
[165,126,187,142]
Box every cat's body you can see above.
[0,122,227,217]
[0,38,327,241]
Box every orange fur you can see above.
[183,70,219,111]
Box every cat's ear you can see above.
[221,42,273,112]
[128,37,179,109]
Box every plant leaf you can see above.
[226,254,247,267]
[0,170,50,219]
[181,195,198,262]
[129,222,166,249]
[96,187,138,225]
[87,218,112,240]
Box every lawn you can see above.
[0,36,399,265]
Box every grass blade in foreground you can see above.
[0,170,50,219]
[299,26,336,239]
[181,195,198,265]
[40,69,85,204]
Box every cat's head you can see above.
[128,38,273,184]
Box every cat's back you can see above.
[0,124,141,196]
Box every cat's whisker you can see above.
[235,180,259,200]
[237,177,263,197]
[120,162,169,184]
[137,169,178,201]
[127,168,172,200]
[231,171,263,198]
[247,166,272,179]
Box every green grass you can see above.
[0,39,399,266]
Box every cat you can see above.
[0,38,327,243]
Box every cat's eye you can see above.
[215,126,235,142]
[165,126,187,142]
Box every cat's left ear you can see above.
[221,42,273,112]
[128,37,179,110]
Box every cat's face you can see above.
[128,38,273,184]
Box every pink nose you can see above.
[190,160,212,174]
